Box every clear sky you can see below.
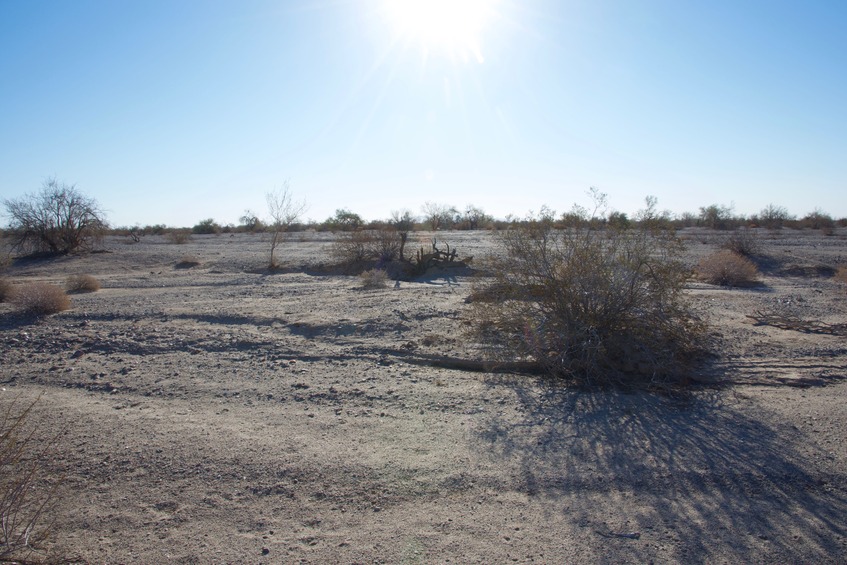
[1,0,845,228]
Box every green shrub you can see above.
[10,282,71,315]
[695,250,759,287]
[468,194,705,386]
[65,274,101,293]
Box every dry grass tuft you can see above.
[166,231,191,244]
[65,274,101,293]
[10,282,71,315]
[696,250,760,287]
[835,266,847,284]
[359,268,388,289]
[0,278,14,303]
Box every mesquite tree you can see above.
[3,179,108,255]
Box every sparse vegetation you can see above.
[10,282,71,315]
[0,397,60,563]
[166,230,191,244]
[696,250,760,287]
[3,178,108,256]
[266,182,307,269]
[359,268,388,289]
[721,227,762,257]
[0,278,13,302]
[192,218,221,235]
[469,191,705,386]
[65,274,101,293]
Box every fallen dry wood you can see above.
[747,310,847,336]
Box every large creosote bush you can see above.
[3,178,108,256]
[469,193,705,386]
[10,282,71,315]
[695,250,760,287]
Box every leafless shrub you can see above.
[468,192,705,386]
[166,230,191,244]
[3,178,107,255]
[695,250,760,287]
[1,396,60,562]
[10,283,71,315]
[359,269,388,289]
[332,230,401,270]
[720,227,762,257]
[266,182,307,269]
[65,274,100,293]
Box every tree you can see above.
[461,205,491,230]
[325,209,364,231]
[239,210,263,232]
[421,201,458,231]
[266,182,307,269]
[756,204,793,229]
[3,178,108,255]
[192,218,220,234]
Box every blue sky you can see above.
[1,0,845,227]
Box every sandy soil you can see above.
[1,228,846,564]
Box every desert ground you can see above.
[1,228,846,564]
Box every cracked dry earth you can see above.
[1,229,846,564]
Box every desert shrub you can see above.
[65,274,100,293]
[0,278,13,302]
[192,218,220,234]
[800,209,834,230]
[1,397,59,562]
[166,230,191,244]
[3,179,108,256]
[468,193,705,386]
[359,269,388,289]
[695,250,760,287]
[721,227,762,257]
[332,230,401,269]
[10,283,71,315]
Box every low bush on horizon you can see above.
[166,231,191,244]
[468,191,706,387]
[10,282,71,315]
[696,250,760,287]
[65,274,101,293]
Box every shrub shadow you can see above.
[472,382,846,562]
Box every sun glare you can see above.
[382,0,497,63]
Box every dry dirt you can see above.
[1,228,846,564]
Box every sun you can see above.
[381,0,497,63]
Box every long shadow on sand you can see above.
[472,381,846,562]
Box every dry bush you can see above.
[332,230,401,271]
[10,283,71,315]
[835,266,847,284]
[721,227,762,257]
[696,250,760,287]
[468,202,705,386]
[166,231,191,244]
[65,274,100,293]
[359,269,388,289]
[0,278,13,303]
[1,397,60,562]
